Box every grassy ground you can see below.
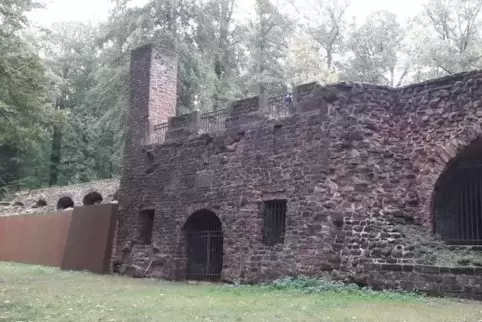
[0,262,481,322]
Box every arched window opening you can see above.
[57,197,74,210]
[434,139,482,245]
[83,192,103,205]
[183,210,223,281]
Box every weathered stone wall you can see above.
[363,263,482,300]
[396,72,482,229]
[8,44,482,299]
[116,43,482,298]
[0,178,119,216]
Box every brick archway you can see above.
[424,125,482,231]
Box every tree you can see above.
[38,22,99,186]
[341,11,409,86]
[289,0,350,71]
[0,0,41,35]
[244,0,292,95]
[285,32,339,85]
[409,0,482,79]
[197,0,245,109]
[0,0,57,195]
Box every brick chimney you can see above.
[126,43,177,147]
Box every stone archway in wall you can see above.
[182,209,224,281]
[83,192,103,205]
[430,128,482,245]
[57,196,74,210]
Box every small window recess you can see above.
[139,209,155,245]
[262,200,287,246]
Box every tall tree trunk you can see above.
[0,145,19,198]
[49,125,62,186]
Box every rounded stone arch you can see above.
[83,191,103,205]
[428,127,482,244]
[181,209,224,281]
[57,196,74,210]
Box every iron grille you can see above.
[185,211,223,281]
[435,164,482,245]
[154,122,168,144]
[268,103,291,120]
[263,200,287,246]
[200,109,228,133]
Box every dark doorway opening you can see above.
[434,139,482,245]
[57,197,74,210]
[183,210,223,281]
[83,192,103,205]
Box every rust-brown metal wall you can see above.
[0,204,117,274]
[61,204,118,274]
[0,211,73,267]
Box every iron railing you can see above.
[435,161,482,245]
[263,200,287,246]
[268,103,292,120]
[200,109,228,133]
[152,100,293,143]
[153,122,168,144]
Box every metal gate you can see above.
[435,160,482,245]
[185,211,223,281]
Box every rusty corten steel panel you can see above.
[60,204,118,274]
[0,211,73,267]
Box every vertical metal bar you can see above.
[476,170,482,240]
[468,172,472,242]
[444,185,448,240]
[473,171,477,242]
[206,232,210,280]
[477,168,480,243]
[466,170,470,242]
[459,172,463,242]
[471,172,475,242]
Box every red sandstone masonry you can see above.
[363,263,482,300]
[114,44,482,299]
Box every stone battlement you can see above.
[146,69,482,146]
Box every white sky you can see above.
[29,0,425,27]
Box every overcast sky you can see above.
[29,0,424,27]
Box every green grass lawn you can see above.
[0,262,481,322]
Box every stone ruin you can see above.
[5,43,482,298]
[0,178,119,216]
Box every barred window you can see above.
[139,209,154,245]
[263,200,287,246]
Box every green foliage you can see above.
[394,224,482,267]
[3,262,480,322]
[4,0,482,194]
[265,276,422,300]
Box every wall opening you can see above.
[434,139,482,245]
[183,209,223,281]
[83,192,103,205]
[36,198,47,207]
[138,209,154,245]
[262,200,287,246]
[57,197,74,210]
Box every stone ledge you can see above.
[365,263,480,276]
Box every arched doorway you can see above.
[83,192,103,205]
[434,139,482,245]
[57,197,74,210]
[183,210,223,281]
